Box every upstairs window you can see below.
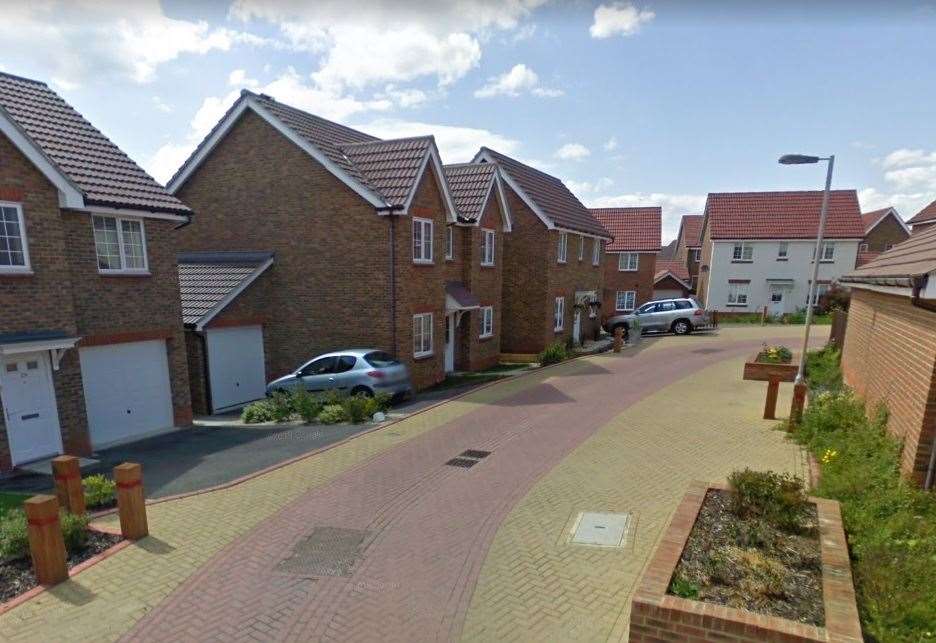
[578,235,584,261]
[618,252,639,271]
[691,248,701,262]
[413,218,433,263]
[732,242,753,262]
[445,226,454,260]
[812,242,835,262]
[557,232,568,263]
[777,242,789,260]
[593,239,601,265]
[0,203,30,272]
[93,215,147,273]
[481,228,495,266]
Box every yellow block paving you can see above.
[460,349,814,643]
[0,366,571,643]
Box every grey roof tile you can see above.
[177,252,273,326]
[444,163,496,222]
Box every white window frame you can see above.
[554,296,565,331]
[859,242,869,252]
[481,228,495,266]
[821,241,835,262]
[618,252,639,271]
[413,217,434,264]
[727,282,750,306]
[691,248,701,262]
[616,290,636,312]
[777,242,788,260]
[92,214,149,274]
[578,235,584,261]
[732,242,753,262]
[593,239,601,265]
[480,306,494,338]
[413,312,434,357]
[445,225,454,260]
[0,202,31,273]
[557,232,568,263]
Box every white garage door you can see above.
[79,340,174,448]
[654,289,684,300]
[206,325,266,412]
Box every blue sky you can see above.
[1,0,934,241]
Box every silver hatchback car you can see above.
[266,349,412,399]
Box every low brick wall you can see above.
[629,481,862,642]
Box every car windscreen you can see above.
[364,351,399,368]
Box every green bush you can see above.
[241,399,278,424]
[61,511,90,553]
[292,387,325,424]
[268,390,295,422]
[538,341,568,366]
[804,346,843,394]
[317,404,348,424]
[82,474,116,508]
[342,394,372,424]
[669,576,699,599]
[0,508,28,560]
[371,391,393,414]
[755,344,793,364]
[727,469,809,532]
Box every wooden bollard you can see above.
[763,379,780,420]
[51,455,85,515]
[115,463,148,540]
[24,495,68,585]
[790,382,808,428]
[613,326,624,353]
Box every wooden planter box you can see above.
[629,481,862,643]
[743,353,798,419]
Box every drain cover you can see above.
[460,449,491,459]
[445,457,479,468]
[277,527,369,577]
[570,512,631,547]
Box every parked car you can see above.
[267,349,412,398]
[604,297,713,337]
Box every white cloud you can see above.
[590,2,655,39]
[151,96,173,113]
[586,192,707,243]
[554,143,591,161]
[880,148,936,170]
[565,178,614,194]
[0,0,248,85]
[354,118,520,164]
[511,23,537,43]
[474,63,562,99]
[603,136,618,151]
[228,69,258,87]
[858,187,934,221]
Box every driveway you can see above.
[0,326,825,642]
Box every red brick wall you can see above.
[841,288,936,486]
[602,251,656,316]
[653,275,691,298]
[547,229,604,346]
[862,214,909,252]
[462,193,506,370]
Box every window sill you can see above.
[776,258,788,261]
[0,269,34,277]
[412,260,435,266]
[99,271,151,277]
[445,256,454,262]
[726,303,748,308]
[730,260,753,264]
[479,334,494,341]
[819,260,835,264]
[557,260,567,265]
[481,262,495,268]
[618,268,638,272]
[413,352,434,360]
[554,328,564,333]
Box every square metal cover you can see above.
[570,512,631,548]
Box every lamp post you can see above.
[778,153,834,423]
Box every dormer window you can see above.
[0,202,30,273]
[93,215,148,273]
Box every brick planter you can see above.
[630,481,862,642]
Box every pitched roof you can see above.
[658,238,678,260]
[908,199,936,226]
[654,259,690,283]
[178,251,273,328]
[842,224,936,286]
[473,147,610,238]
[860,207,891,232]
[588,207,661,252]
[703,190,864,240]
[678,215,704,247]
[443,163,497,222]
[0,71,190,214]
[340,136,433,206]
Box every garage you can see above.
[206,325,267,412]
[653,288,684,300]
[79,340,174,448]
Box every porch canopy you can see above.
[0,330,80,370]
[445,281,480,314]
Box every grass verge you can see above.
[0,492,30,519]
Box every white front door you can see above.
[206,325,267,412]
[768,286,785,316]
[1,352,63,465]
[573,310,582,345]
[444,314,455,373]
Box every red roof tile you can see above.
[843,223,936,284]
[860,207,893,232]
[588,207,661,252]
[678,215,703,247]
[704,190,864,240]
[654,260,690,283]
[908,199,936,225]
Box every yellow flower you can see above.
[821,449,838,464]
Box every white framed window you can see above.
[481,228,495,266]
[592,239,601,265]
[578,235,584,261]
[732,242,753,262]
[557,232,568,263]
[885,243,894,250]
[691,248,702,262]
[480,306,494,338]
[618,252,639,271]
[616,290,636,312]
[413,217,433,263]
[445,226,454,260]
[859,242,869,252]
[821,242,835,262]
[413,313,433,357]
[777,242,788,260]
[0,202,30,272]
[93,215,148,273]
[727,281,750,306]
[554,296,565,331]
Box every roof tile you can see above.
[654,259,690,283]
[704,190,864,240]
[588,207,661,252]
[678,215,703,247]
[177,252,273,326]
[443,163,497,221]
[843,224,936,282]
[907,199,936,225]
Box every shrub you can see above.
[317,404,348,425]
[342,394,372,424]
[83,474,116,508]
[61,511,90,553]
[727,469,809,532]
[241,399,278,424]
[538,342,567,366]
[292,387,325,424]
[804,347,843,394]
[786,308,807,324]
[371,391,393,414]
[817,284,850,313]
[669,576,699,599]
[755,344,792,364]
[0,508,28,560]
[268,390,295,422]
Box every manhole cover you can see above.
[460,449,491,459]
[277,527,369,577]
[570,512,631,548]
[445,457,479,468]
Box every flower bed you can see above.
[743,347,798,383]
[755,344,793,364]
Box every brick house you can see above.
[653,260,692,300]
[856,206,909,266]
[696,191,865,315]
[0,72,192,472]
[589,207,661,315]
[167,90,511,407]
[907,199,936,235]
[471,148,612,356]
[839,226,936,488]
[673,214,703,292]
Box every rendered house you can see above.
[839,226,936,488]
[471,148,611,355]
[653,260,693,300]
[696,190,865,315]
[856,206,909,266]
[168,90,514,406]
[907,199,936,235]
[673,214,703,292]
[0,72,192,471]
[589,207,661,314]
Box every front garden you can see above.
[241,388,394,425]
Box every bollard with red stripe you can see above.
[51,455,86,515]
[114,463,148,540]
[24,495,68,585]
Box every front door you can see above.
[768,286,785,317]
[1,352,63,465]
[573,309,582,345]
[444,314,455,373]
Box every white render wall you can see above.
[704,239,860,313]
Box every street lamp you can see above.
[778,153,834,421]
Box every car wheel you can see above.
[672,319,692,335]
[350,386,373,397]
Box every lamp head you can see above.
[779,154,821,165]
